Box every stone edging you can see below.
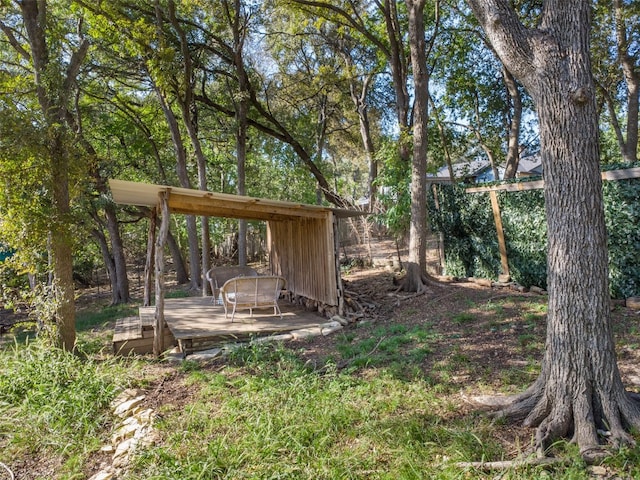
[89,315,349,478]
[88,389,159,480]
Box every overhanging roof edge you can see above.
[109,179,368,220]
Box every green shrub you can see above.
[428,165,640,298]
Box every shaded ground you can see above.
[119,268,640,474]
[5,260,640,479]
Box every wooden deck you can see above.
[113,296,326,355]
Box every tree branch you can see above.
[0,20,31,60]
[465,0,535,83]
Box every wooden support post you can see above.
[154,190,170,356]
[489,191,510,280]
[143,207,157,307]
[333,215,344,317]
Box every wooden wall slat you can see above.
[267,215,339,306]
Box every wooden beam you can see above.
[154,191,170,356]
[601,166,640,181]
[489,191,510,278]
[465,167,640,193]
[167,192,328,220]
[466,179,544,193]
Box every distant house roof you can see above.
[428,159,497,183]
[428,154,543,184]
[517,154,543,177]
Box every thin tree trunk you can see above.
[166,229,189,284]
[104,203,130,304]
[167,0,211,292]
[153,83,201,289]
[473,92,500,180]
[428,92,456,181]
[502,66,522,179]
[614,0,639,162]
[349,72,377,209]
[224,0,250,266]
[91,227,118,305]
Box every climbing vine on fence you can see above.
[428,168,640,299]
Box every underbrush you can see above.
[0,338,137,477]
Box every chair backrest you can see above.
[206,266,258,290]
[222,275,286,303]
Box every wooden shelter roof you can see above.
[109,179,365,221]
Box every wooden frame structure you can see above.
[109,179,364,355]
[462,166,640,281]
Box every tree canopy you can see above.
[0,0,638,381]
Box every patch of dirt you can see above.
[279,265,640,455]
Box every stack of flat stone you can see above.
[88,389,159,480]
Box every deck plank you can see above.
[156,296,324,340]
[115,296,326,355]
[113,316,142,342]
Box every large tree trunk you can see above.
[468,0,640,459]
[403,0,429,293]
[51,137,76,351]
[19,0,87,351]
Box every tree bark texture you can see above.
[403,0,429,293]
[19,0,87,351]
[467,0,640,456]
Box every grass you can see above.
[333,324,437,379]
[1,289,640,479]
[451,312,475,324]
[0,338,137,478]
[126,343,505,479]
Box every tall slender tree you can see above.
[0,0,90,350]
[404,0,429,292]
[593,0,639,163]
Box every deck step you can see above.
[113,316,142,342]
[113,314,176,355]
[139,306,155,330]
